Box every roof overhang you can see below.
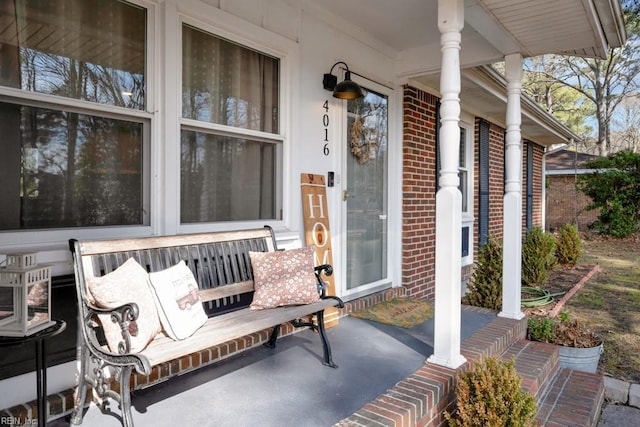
[313,0,627,72]
[464,0,626,59]
[412,66,581,147]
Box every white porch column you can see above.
[499,53,525,320]
[427,0,466,369]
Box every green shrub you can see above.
[577,151,640,237]
[592,199,638,237]
[445,356,537,427]
[527,317,556,343]
[521,227,556,286]
[555,224,583,266]
[464,236,502,310]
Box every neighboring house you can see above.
[545,147,601,231]
[0,0,625,408]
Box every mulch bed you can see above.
[523,263,597,318]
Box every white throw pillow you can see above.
[148,261,207,340]
[87,257,161,353]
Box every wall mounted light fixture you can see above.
[322,61,364,99]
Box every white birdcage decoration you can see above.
[0,253,55,336]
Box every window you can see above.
[459,125,474,265]
[459,128,470,214]
[180,24,282,223]
[0,0,149,231]
[436,122,474,264]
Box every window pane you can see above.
[459,170,468,212]
[459,128,466,167]
[0,102,146,230]
[182,25,279,133]
[181,130,281,222]
[0,0,146,109]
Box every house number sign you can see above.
[322,100,330,156]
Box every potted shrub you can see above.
[445,355,537,427]
[527,312,603,373]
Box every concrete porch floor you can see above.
[48,306,496,427]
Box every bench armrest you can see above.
[314,264,333,277]
[314,264,334,298]
[85,301,140,355]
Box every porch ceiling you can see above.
[314,0,621,146]
[315,0,625,61]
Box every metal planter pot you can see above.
[558,342,604,373]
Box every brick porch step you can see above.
[337,311,529,426]
[502,339,604,427]
[502,339,559,397]
[535,368,605,427]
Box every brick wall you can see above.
[545,174,599,231]
[402,86,547,299]
[402,85,438,300]
[476,119,507,242]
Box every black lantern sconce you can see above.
[323,61,364,100]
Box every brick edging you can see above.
[548,264,601,317]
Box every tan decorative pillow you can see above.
[148,261,208,340]
[249,247,320,310]
[87,257,161,353]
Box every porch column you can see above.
[499,53,525,320]
[428,0,466,369]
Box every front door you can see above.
[343,86,389,299]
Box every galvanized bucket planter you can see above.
[558,342,604,373]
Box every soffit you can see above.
[314,0,625,59]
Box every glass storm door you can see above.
[344,88,388,294]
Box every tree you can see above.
[577,151,640,237]
[523,1,640,156]
[611,95,640,153]
[521,56,594,139]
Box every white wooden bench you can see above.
[69,226,343,427]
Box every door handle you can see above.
[343,190,349,201]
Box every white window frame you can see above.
[168,2,297,235]
[460,116,474,266]
[0,0,157,250]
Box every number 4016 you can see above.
[322,100,329,155]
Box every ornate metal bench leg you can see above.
[70,343,89,425]
[315,310,338,368]
[119,366,134,427]
[265,324,281,349]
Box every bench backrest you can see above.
[70,226,277,316]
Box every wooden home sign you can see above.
[300,173,339,327]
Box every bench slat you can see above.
[141,299,338,366]
[77,228,275,255]
[199,281,254,302]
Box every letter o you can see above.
[312,222,328,247]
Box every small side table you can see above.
[0,320,66,426]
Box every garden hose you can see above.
[521,286,566,307]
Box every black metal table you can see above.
[0,320,67,426]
